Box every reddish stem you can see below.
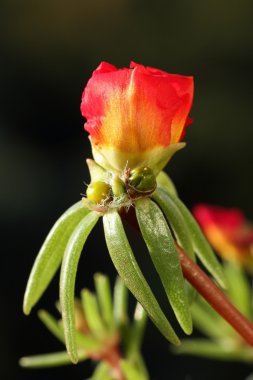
[121,208,253,347]
[178,245,253,346]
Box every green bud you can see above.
[111,175,126,197]
[86,181,111,204]
[128,166,156,193]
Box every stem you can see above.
[121,207,253,347]
[102,347,125,380]
[90,335,125,380]
[177,245,253,346]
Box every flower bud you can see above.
[128,166,156,193]
[111,175,126,197]
[86,181,111,204]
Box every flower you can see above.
[81,62,193,174]
[193,204,253,267]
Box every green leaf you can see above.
[120,359,147,380]
[88,362,112,380]
[60,212,100,363]
[113,276,129,328]
[19,350,87,368]
[224,262,252,319]
[103,210,180,345]
[127,352,150,380]
[153,189,197,304]
[156,171,178,196]
[81,289,107,338]
[190,299,228,339]
[38,310,65,343]
[94,273,114,330]
[23,201,90,315]
[127,303,147,355]
[158,188,226,288]
[152,189,194,261]
[174,339,253,362]
[38,309,99,351]
[136,198,192,335]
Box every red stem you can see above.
[121,208,253,347]
[178,245,253,346]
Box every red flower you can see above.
[81,62,193,174]
[193,204,253,267]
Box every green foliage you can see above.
[136,198,192,335]
[103,210,180,345]
[176,262,253,363]
[22,166,232,376]
[23,201,90,315]
[153,187,226,288]
[60,212,100,363]
[156,171,178,197]
[20,274,149,380]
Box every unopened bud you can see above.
[128,166,156,193]
[112,175,126,197]
[86,181,111,204]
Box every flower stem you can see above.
[177,245,253,346]
[121,208,253,347]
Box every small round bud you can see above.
[128,166,156,193]
[86,181,111,204]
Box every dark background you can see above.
[1,0,253,379]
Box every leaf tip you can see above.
[183,322,193,336]
[68,350,79,364]
[23,301,31,316]
[19,357,28,367]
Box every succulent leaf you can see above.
[103,210,180,345]
[156,171,178,196]
[156,188,226,288]
[60,212,100,363]
[19,350,87,368]
[23,201,90,315]
[136,198,192,335]
[94,273,114,330]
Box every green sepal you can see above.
[19,350,87,368]
[86,158,108,182]
[156,171,178,196]
[157,188,226,288]
[81,289,107,338]
[136,198,192,335]
[94,273,114,330]
[174,339,253,362]
[23,201,90,315]
[103,210,180,345]
[60,212,100,363]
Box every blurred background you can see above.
[1,0,253,379]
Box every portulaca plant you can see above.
[22,62,253,379]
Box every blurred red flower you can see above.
[193,204,253,267]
